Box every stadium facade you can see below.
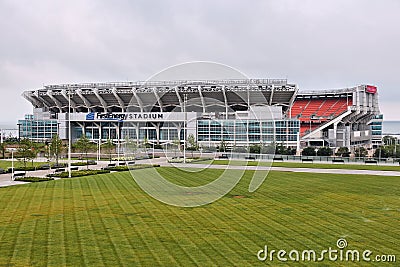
[18,79,382,153]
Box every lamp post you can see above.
[117,123,120,165]
[183,94,187,163]
[11,149,14,181]
[98,138,101,161]
[7,148,17,181]
[68,88,72,178]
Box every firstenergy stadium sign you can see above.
[86,112,164,121]
[75,112,189,122]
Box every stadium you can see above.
[19,79,383,154]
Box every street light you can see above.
[183,93,187,163]
[68,88,72,178]
[7,148,17,181]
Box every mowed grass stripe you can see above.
[258,172,361,250]
[30,182,50,266]
[156,168,316,265]
[122,174,182,266]
[126,178,206,266]
[62,179,85,266]
[97,173,154,266]
[8,182,41,266]
[268,171,399,255]
[105,174,156,266]
[151,167,242,265]
[0,168,398,266]
[0,185,30,243]
[290,171,400,242]
[47,181,67,266]
[94,176,140,266]
[76,178,106,266]
[216,171,334,262]
[86,177,124,266]
[110,174,169,266]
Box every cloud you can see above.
[1,0,400,125]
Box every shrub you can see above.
[71,161,97,166]
[106,164,160,171]
[302,147,317,156]
[14,177,54,182]
[317,147,333,156]
[48,169,110,178]
[7,166,36,173]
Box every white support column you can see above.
[76,89,92,111]
[112,87,126,111]
[132,88,144,112]
[93,88,108,112]
[61,89,77,112]
[23,92,41,108]
[247,84,251,109]
[34,91,53,109]
[174,86,183,111]
[197,85,206,113]
[269,85,275,106]
[46,90,63,112]
[221,85,228,119]
[153,88,164,112]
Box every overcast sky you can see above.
[1,0,400,127]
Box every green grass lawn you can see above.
[208,159,400,171]
[0,160,44,170]
[0,168,398,266]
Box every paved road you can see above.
[1,158,400,188]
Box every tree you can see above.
[232,146,246,153]
[143,137,151,148]
[102,139,114,163]
[317,147,333,156]
[383,135,397,146]
[354,147,368,158]
[274,143,296,155]
[172,138,181,157]
[0,142,6,159]
[75,135,94,169]
[373,146,390,159]
[124,137,138,159]
[17,139,36,175]
[261,142,276,154]
[50,134,63,165]
[218,139,228,152]
[302,147,316,156]
[249,144,261,154]
[187,134,198,158]
[336,147,350,157]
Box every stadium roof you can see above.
[23,79,298,113]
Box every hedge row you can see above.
[106,164,160,172]
[168,158,212,163]
[14,177,54,182]
[47,169,110,178]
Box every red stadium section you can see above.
[287,85,382,150]
[289,96,353,137]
